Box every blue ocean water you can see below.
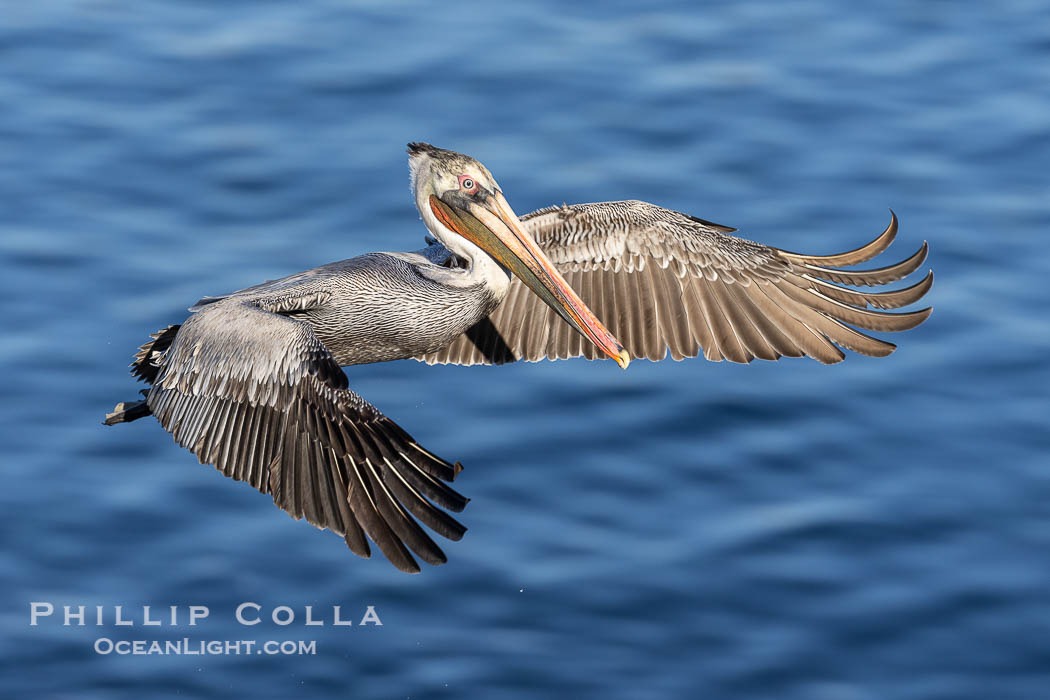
[2,1,1048,697]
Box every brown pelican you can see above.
[105,142,933,572]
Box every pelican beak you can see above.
[430,190,630,369]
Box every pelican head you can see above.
[407,142,629,369]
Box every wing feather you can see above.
[651,262,696,360]
[717,281,780,361]
[682,272,722,361]
[778,210,899,266]
[747,282,845,364]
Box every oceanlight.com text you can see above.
[94,638,317,655]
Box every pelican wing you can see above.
[145,299,467,573]
[419,200,932,366]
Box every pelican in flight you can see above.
[106,143,932,572]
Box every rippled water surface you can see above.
[2,2,1049,698]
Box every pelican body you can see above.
[106,143,932,572]
[191,250,500,366]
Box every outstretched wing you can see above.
[145,298,468,573]
[419,200,932,366]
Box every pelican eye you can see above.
[458,175,478,194]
